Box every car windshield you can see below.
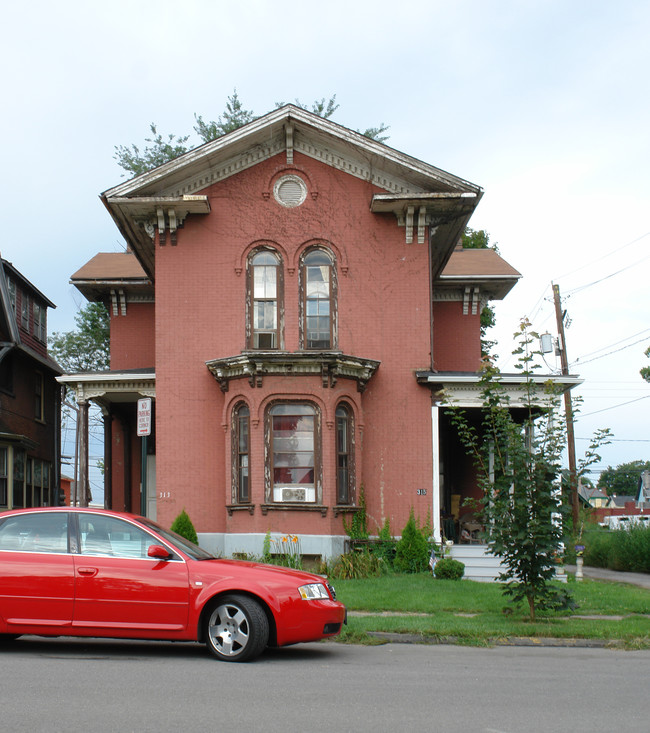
[139,518,216,560]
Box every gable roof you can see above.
[101,105,484,279]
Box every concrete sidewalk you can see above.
[565,565,650,590]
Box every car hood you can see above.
[197,557,327,585]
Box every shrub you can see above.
[342,485,369,539]
[328,550,386,580]
[394,509,430,573]
[583,525,650,573]
[434,558,465,580]
[374,518,397,568]
[170,509,198,545]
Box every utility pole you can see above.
[552,283,579,529]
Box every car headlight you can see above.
[298,583,330,600]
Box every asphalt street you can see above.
[1,636,648,732]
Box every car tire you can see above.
[204,594,269,662]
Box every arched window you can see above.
[249,250,282,349]
[336,404,353,504]
[301,249,335,349]
[232,403,250,503]
[269,403,318,503]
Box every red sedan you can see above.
[0,507,346,662]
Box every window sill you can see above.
[333,505,358,517]
[226,504,255,516]
[261,503,328,517]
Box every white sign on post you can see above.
[137,397,152,437]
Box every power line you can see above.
[580,394,650,417]
[555,230,650,282]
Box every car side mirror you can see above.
[148,544,173,560]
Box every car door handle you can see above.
[77,567,98,577]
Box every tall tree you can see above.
[597,460,650,496]
[49,302,110,373]
[113,124,191,178]
[114,90,390,177]
[194,89,256,142]
[641,345,650,382]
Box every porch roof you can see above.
[416,370,583,408]
[57,369,155,407]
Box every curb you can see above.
[364,631,622,648]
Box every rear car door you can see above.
[0,511,74,630]
[72,513,190,633]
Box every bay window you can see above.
[269,403,318,503]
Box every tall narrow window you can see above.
[21,293,29,330]
[33,302,46,342]
[233,404,250,503]
[7,279,16,315]
[13,449,25,508]
[302,249,334,349]
[336,404,353,504]
[250,250,281,349]
[270,404,317,503]
[0,447,7,508]
[34,372,44,421]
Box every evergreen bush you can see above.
[394,509,430,573]
[170,509,198,545]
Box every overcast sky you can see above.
[2,0,648,490]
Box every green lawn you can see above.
[332,573,650,648]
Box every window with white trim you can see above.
[249,250,282,349]
[301,248,335,349]
[232,403,250,503]
[269,403,318,503]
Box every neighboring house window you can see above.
[26,459,51,508]
[0,447,7,508]
[7,279,16,315]
[13,449,25,508]
[301,248,335,349]
[336,404,354,504]
[269,403,318,503]
[232,403,250,503]
[21,293,29,330]
[33,302,46,342]
[249,250,282,349]
[34,371,44,421]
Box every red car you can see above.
[0,507,346,662]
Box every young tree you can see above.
[448,320,610,620]
[114,90,390,176]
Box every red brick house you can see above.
[60,105,573,559]
[0,257,62,509]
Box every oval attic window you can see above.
[273,175,307,208]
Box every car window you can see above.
[78,514,163,559]
[0,512,68,553]
[139,517,215,560]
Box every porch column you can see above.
[77,398,90,507]
[431,403,441,543]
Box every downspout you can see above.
[428,226,442,544]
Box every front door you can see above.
[72,513,189,634]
